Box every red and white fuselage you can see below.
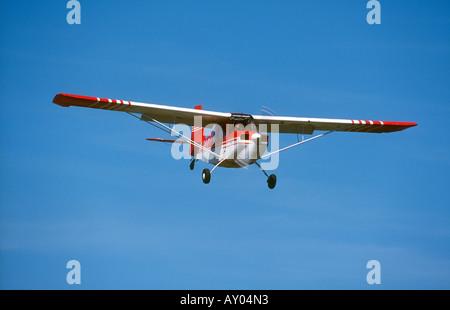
[193,128,269,168]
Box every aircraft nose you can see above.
[251,133,261,142]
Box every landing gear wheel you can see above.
[190,159,195,171]
[267,174,277,189]
[202,168,211,184]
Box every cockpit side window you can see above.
[240,133,250,140]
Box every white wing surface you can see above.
[54,93,417,134]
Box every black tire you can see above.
[202,168,211,184]
[267,174,277,189]
[189,160,195,171]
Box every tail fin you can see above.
[190,105,204,156]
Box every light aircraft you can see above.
[53,93,417,189]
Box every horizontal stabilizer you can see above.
[146,138,189,143]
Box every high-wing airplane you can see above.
[53,93,417,189]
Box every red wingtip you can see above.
[53,93,70,107]
[377,121,418,133]
[53,93,99,107]
[383,121,417,127]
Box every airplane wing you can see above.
[252,114,417,134]
[53,93,417,134]
[53,93,231,126]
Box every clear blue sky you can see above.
[0,1,449,289]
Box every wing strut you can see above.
[260,127,343,160]
[126,109,223,160]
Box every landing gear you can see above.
[200,158,227,185]
[267,174,277,189]
[255,162,277,189]
[202,168,211,184]
[189,159,196,170]
[200,161,277,189]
